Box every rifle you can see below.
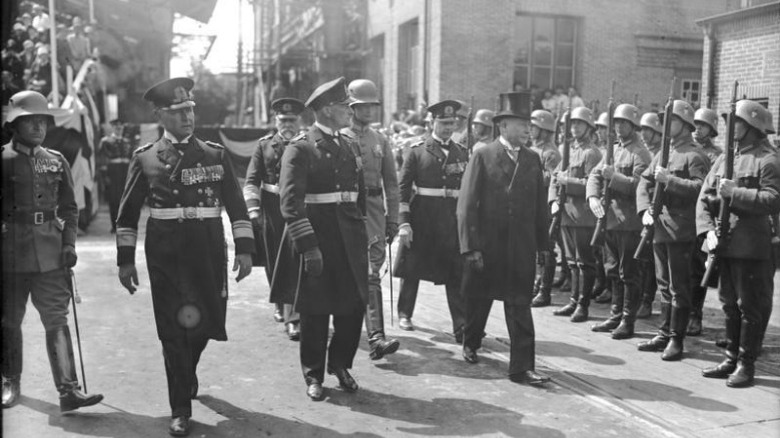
[633,78,676,259]
[549,94,573,241]
[467,96,474,149]
[700,80,739,287]
[590,80,616,247]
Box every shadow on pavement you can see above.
[326,388,566,437]
[199,395,379,437]
[567,372,740,412]
[536,340,626,365]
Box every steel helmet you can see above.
[570,107,595,129]
[694,108,719,136]
[671,100,695,130]
[531,109,555,132]
[640,112,662,134]
[613,104,640,127]
[347,79,380,105]
[595,112,609,128]
[734,99,771,133]
[5,90,53,125]
[472,109,495,127]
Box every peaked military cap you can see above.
[143,77,196,110]
[305,77,351,110]
[272,98,305,119]
[427,100,461,121]
[494,91,532,122]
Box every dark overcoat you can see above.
[457,141,550,304]
[278,126,368,315]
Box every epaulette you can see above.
[258,132,274,142]
[43,147,64,157]
[340,130,355,140]
[204,141,224,149]
[410,139,424,148]
[134,142,154,154]
[290,132,307,143]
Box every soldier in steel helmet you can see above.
[587,103,652,340]
[2,90,104,412]
[699,100,780,388]
[341,79,401,361]
[471,109,495,151]
[636,100,710,362]
[115,77,254,436]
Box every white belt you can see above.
[305,191,358,204]
[149,207,222,220]
[108,158,130,163]
[416,187,460,198]
[261,182,280,194]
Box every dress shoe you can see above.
[570,305,588,322]
[552,302,576,317]
[399,317,414,331]
[462,346,479,364]
[591,318,620,332]
[686,316,702,336]
[726,363,754,388]
[60,389,104,413]
[2,377,20,409]
[168,416,190,436]
[369,337,400,360]
[273,309,284,323]
[611,321,634,340]
[531,292,551,307]
[637,335,669,352]
[594,289,612,304]
[702,358,737,378]
[328,367,358,393]
[509,370,551,386]
[661,338,683,361]
[636,302,652,319]
[306,383,324,401]
[191,374,198,399]
[286,322,300,341]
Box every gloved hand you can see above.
[398,223,413,248]
[386,220,399,243]
[641,210,654,226]
[550,201,560,215]
[61,245,78,268]
[706,230,718,252]
[118,263,139,294]
[303,247,323,276]
[465,250,484,271]
[589,197,605,219]
[249,210,263,227]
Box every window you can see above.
[513,14,577,91]
[397,18,419,111]
[681,79,701,107]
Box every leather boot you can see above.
[2,327,22,409]
[638,303,671,352]
[553,267,579,316]
[687,282,707,336]
[612,282,639,340]
[46,326,104,412]
[592,282,623,332]
[662,306,689,361]
[532,252,555,307]
[591,250,606,299]
[365,287,399,360]
[571,269,594,322]
[636,261,656,319]
[552,256,571,291]
[594,278,613,303]
[727,321,759,388]
[702,350,737,378]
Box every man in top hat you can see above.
[2,90,104,411]
[458,91,551,385]
[393,99,468,340]
[116,77,254,436]
[341,79,401,361]
[98,118,133,233]
[244,97,305,341]
[278,77,367,401]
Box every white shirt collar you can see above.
[163,131,192,144]
[499,136,519,149]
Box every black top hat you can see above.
[494,91,532,122]
[143,77,195,110]
[305,77,351,110]
[427,100,461,121]
[271,98,305,118]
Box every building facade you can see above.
[367,0,734,123]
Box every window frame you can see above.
[513,12,579,91]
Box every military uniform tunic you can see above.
[98,133,133,227]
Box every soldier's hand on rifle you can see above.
[119,263,139,294]
[589,196,605,218]
[249,209,263,227]
[61,244,78,268]
[654,166,670,184]
[465,250,484,271]
[602,165,615,181]
[719,178,736,198]
[706,230,719,252]
[233,253,253,283]
[550,201,560,215]
[386,219,399,243]
[398,223,413,248]
[642,210,654,226]
[303,247,324,276]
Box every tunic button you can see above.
[197,163,202,167]
[166,164,172,169]
[442,176,446,180]
[336,184,341,189]
[173,189,179,195]
[178,218,183,223]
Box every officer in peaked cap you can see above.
[2,91,104,411]
[458,91,552,386]
[117,77,254,436]
[244,97,305,341]
[278,76,368,401]
[394,99,469,341]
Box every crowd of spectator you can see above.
[2,1,96,105]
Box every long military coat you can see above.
[393,135,469,284]
[278,126,368,315]
[457,140,550,304]
[116,136,254,341]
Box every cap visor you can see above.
[161,101,196,111]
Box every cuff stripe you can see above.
[232,220,254,239]
[116,227,138,247]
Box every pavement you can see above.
[2,206,779,438]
